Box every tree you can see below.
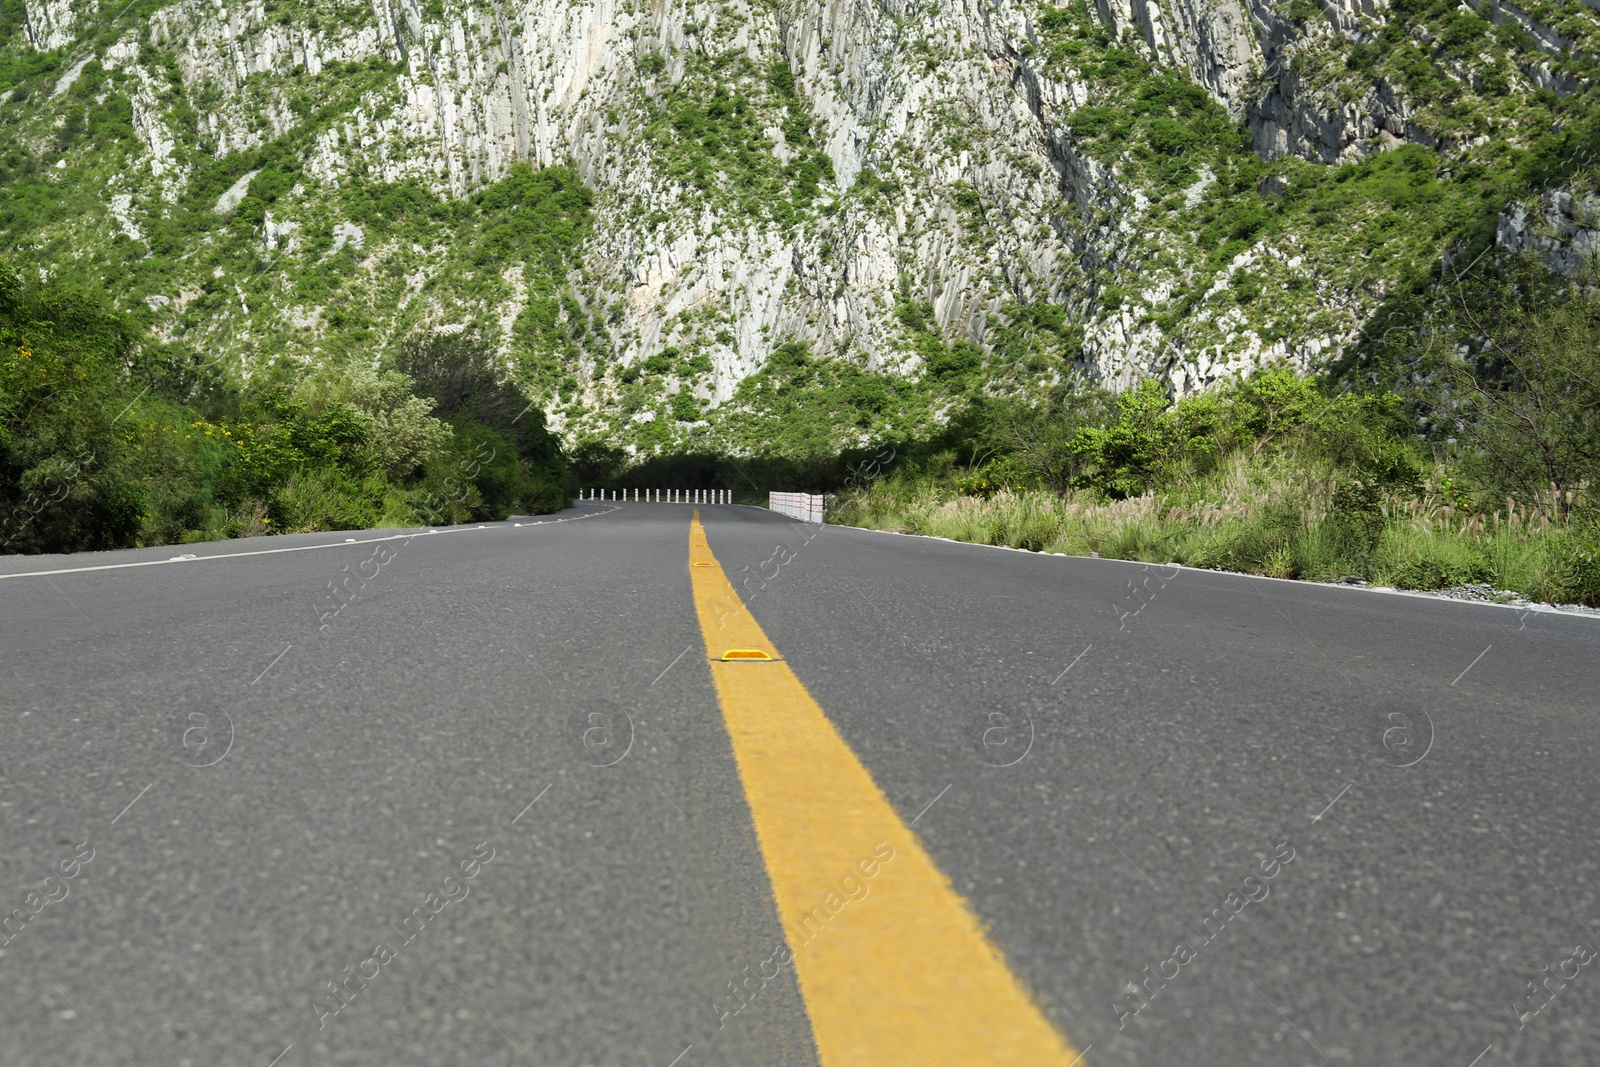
[1418,270,1600,515]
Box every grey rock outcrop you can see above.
[11,0,1598,446]
[1497,189,1600,279]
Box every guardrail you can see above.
[578,489,730,503]
[573,488,822,522]
[769,492,824,523]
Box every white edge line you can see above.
[823,523,1600,621]
[266,1044,293,1067]
[0,506,622,581]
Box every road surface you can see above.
[1,502,1596,1066]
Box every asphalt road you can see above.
[2,502,1597,1066]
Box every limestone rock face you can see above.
[21,0,77,51]
[8,0,1597,447]
[1094,0,1263,115]
[1497,190,1600,280]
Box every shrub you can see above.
[1548,519,1600,606]
[1420,280,1600,515]
[1382,539,1493,590]
[1,264,568,553]
[1070,380,1219,498]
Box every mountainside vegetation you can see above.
[829,283,1600,606]
[0,262,567,553]
[1,0,1597,599]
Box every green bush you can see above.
[1549,520,1600,606]
[1412,277,1600,516]
[1069,380,1216,498]
[1382,539,1493,590]
[1,263,568,553]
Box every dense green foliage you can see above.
[639,50,835,227]
[1394,266,1600,518]
[826,278,1600,605]
[0,263,567,554]
[711,340,920,455]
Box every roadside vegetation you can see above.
[0,263,567,554]
[828,266,1600,606]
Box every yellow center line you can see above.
[687,511,1085,1066]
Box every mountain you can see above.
[3,0,1597,460]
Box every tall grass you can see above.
[829,452,1600,606]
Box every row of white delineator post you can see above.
[580,488,731,503]
[769,492,825,523]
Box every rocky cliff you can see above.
[2,0,1596,455]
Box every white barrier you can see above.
[582,488,730,504]
[769,492,825,523]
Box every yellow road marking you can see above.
[687,513,1084,1066]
